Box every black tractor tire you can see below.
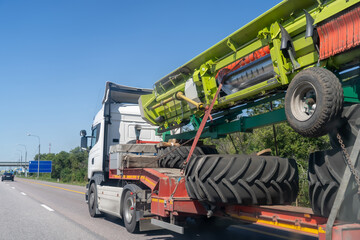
[200,146,218,154]
[122,190,139,233]
[285,67,343,137]
[329,104,360,151]
[158,146,218,169]
[185,154,298,205]
[308,149,360,221]
[88,183,101,217]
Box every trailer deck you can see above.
[108,166,360,239]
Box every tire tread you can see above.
[185,154,298,205]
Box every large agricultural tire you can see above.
[185,154,298,205]
[200,146,218,154]
[329,104,360,151]
[158,146,218,169]
[285,67,343,137]
[308,149,360,221]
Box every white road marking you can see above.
[11,187,15,189]
[21,192,27,196]
[41,204,54,212]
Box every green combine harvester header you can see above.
[139,0,360,139]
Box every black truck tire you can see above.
[158,146,217,169]
[122,190,139,233]
[308,150,360,221]
[185,154,298,205]
[285,67,343,137]
[88,183,101,217]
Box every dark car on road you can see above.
[1,173,14,181]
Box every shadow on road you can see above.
[100,213,316,240]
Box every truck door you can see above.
[88,122,103,177]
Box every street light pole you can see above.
[27,134,40,179]
[16,150,22,175]
[18,144,27,177]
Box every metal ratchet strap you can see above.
[182,71,227,171]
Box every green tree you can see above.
[33,147,88,183]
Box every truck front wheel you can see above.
[88,183,101,217]
[122,190,138,233]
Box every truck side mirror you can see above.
[81,136,88,150]
[80,130,87,137]
[80,130,88,150]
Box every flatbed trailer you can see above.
[94,80,360,240]
[85,79,360,240]
[107,166,360,239]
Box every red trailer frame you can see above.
[109,167,360,239]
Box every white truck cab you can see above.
[80,82,164,232]
[81,82,161,182]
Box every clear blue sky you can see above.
[0,0,280,162]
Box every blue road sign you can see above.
[29,161,52,173]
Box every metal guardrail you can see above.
[0,162,29,167]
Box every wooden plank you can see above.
[110,144,157,154]
[123,155,159,168]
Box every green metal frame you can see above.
[164,93,286,141]
[339,67,360,104]
[164,109,286,141]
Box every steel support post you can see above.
[325,130,360,240]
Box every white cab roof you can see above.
[102,82,152,104]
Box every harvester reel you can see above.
[285,67,343,137]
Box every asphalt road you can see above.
[0,178,318,240]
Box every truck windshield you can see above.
[91,124,100,148]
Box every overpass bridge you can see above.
[0,162,29,167]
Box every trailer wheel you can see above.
[185,154,298,205]
[88,183,101,217]
[308,150,360,221]
[285,67,343,137]
[122,190,138,233]
[158,146,217,169]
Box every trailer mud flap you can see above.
[151,219,184,234]
[139,217,163,232]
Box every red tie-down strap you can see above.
[182,69,228,169]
